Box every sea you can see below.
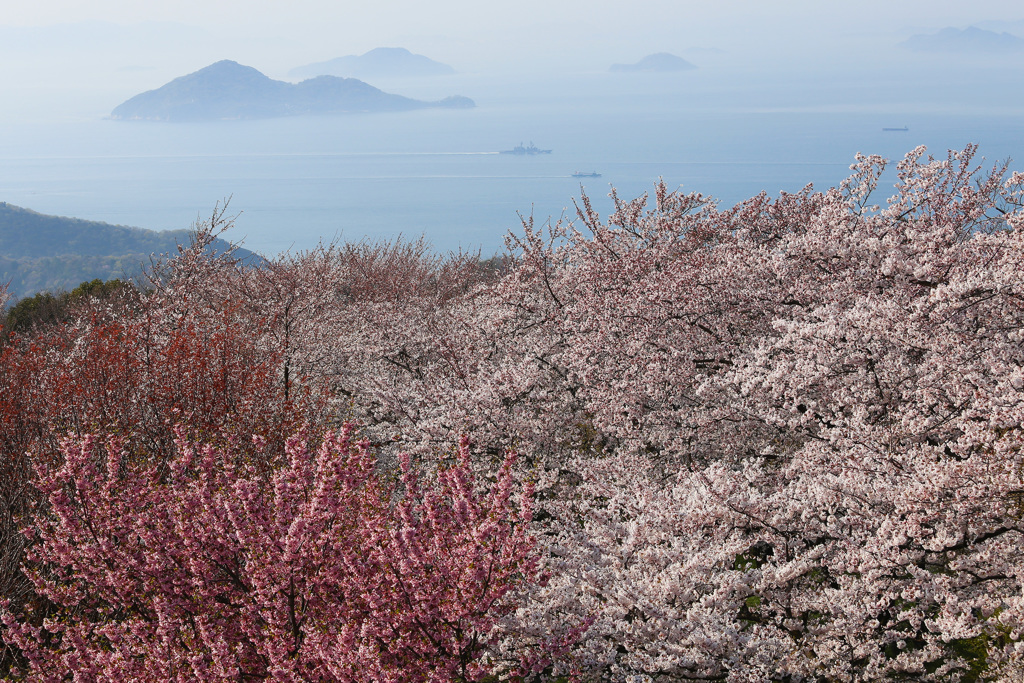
[2,63,1024,257]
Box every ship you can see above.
[572,171,602,178]
[882,126,909,132]
[500,141,552,155]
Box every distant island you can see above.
[289,47,456,80]
[900,26,1024,54]
[0,202,255,301]
[110,60,474,122]
[610,53,697,72]
[973,19,1024,36]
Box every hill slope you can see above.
[0,202,255,301]
[111,60,473,121]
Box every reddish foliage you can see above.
[0,313,295,462]
[0,294,301,676]
[3,428,540,682]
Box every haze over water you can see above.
[2,0,1024,256]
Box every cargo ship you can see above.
[572,171,601,178]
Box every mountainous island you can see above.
[289,47,456,80]
[0,202,255,300]
[110,60,474,121]
[610,53,697,72]
[900,26,1024,54]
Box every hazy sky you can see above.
[4,0,1023,73]
[3,0,1019,31]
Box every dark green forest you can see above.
[0,202,254,302]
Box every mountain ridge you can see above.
[900,26,1024,54]
[289,47,456,80]
[610,53,697,72]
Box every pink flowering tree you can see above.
[487,146,1024,681]
[3,427,542,682]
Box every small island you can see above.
[900,26,1024,54]
[289,47,456,80]
[610,53,696,72]
[110,60,474,122]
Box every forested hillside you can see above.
[2,146,1024,681]
[0,202,256,301]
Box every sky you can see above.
[3,0,1023,76]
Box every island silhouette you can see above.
[111,60,474,121]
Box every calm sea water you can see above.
[2,68,1024,256]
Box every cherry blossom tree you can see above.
[3,428,541,682]
[490,146,1024,681]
